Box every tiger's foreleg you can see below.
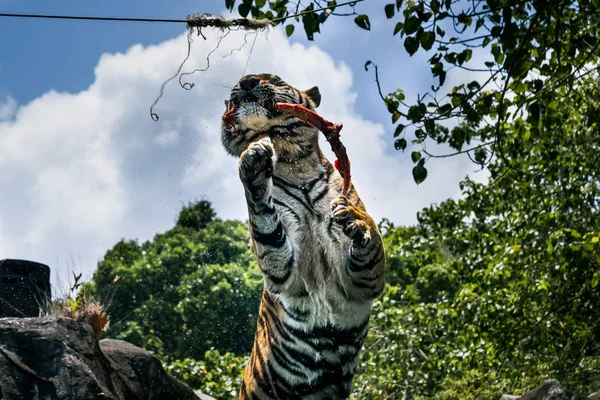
[239,138,296,292]
[331,195,385,299]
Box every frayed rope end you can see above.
[186,15,273,30]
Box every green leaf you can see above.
[412,159,428,184]
[438,103,452,115]
[354,14,371,31]
[392,112,401,123]
[474,147,487,164]
[407,104,424,121]
[394,124,406,137]
[411,151,422,163]
[475,18,485,32]
[285,24,295,37]
[225,0,236,11]
[528,103,541,122]
[404,16,420,35]
[385,4,395,19]
[302,11,319,41]
[238,3,251,17]
[394,138,407,151]
[420,31,435,50]
[404,36,419,55]
[393,22,404,36]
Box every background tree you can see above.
[88,201,263,360]
[351,71,600,398]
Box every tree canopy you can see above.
[90,202,263,360]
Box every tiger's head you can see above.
[221,73,321,157]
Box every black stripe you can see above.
[349,245,384,272]
[280,302,310,322]
[311,185,329,204]
[261,252,294,286]
[245,130,263,143]
[319,248,331,276]
[252,200,276,215]
[240,380,247,398]
[267,265,292,285]
[268,342,306,380]
[272,198,301,223]
[266,121,309,137]
[253,341,275,396]
[350,242,380,264]
[352,280,377,289]
[262,305,318,365]
[252,221,286,248]
[273,180,314,215]
[274,379,301,400]
[262,298,321,359]
[257,314,306,378]
[273,175,304,190]
[306,171,325,191]
[354,268,384,283]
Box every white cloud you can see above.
[154,129,181,147]
[0,27,478,290]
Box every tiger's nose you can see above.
[240,76,260,91]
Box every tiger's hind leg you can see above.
[239,138,297,293]
[331,195,385,299]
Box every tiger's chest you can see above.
[269,174,372,329]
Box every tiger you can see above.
[220,73,385,400]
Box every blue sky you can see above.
[0,0,484,289]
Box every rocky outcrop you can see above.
[0,317,214,400]
[502,380,600,400]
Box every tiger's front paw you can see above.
[331,195,372,248]
[239,138,275,202]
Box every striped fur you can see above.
[220,74,385,399]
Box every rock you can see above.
[501,380,598,400]
[0,316,212,400]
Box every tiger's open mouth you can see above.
[222,94,287,136]
[225,96,277,115]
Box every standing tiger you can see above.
[220,73,385,400]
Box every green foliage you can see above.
[176,263,262,355]
[89,201,261,360]
[176,200,216,231]
[166,350,248,399]
[352,91,600,398]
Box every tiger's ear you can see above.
[305,86,321,108]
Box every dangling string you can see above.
[149,29,194,121]
[179,29,233,90]
[242,30,259,77]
